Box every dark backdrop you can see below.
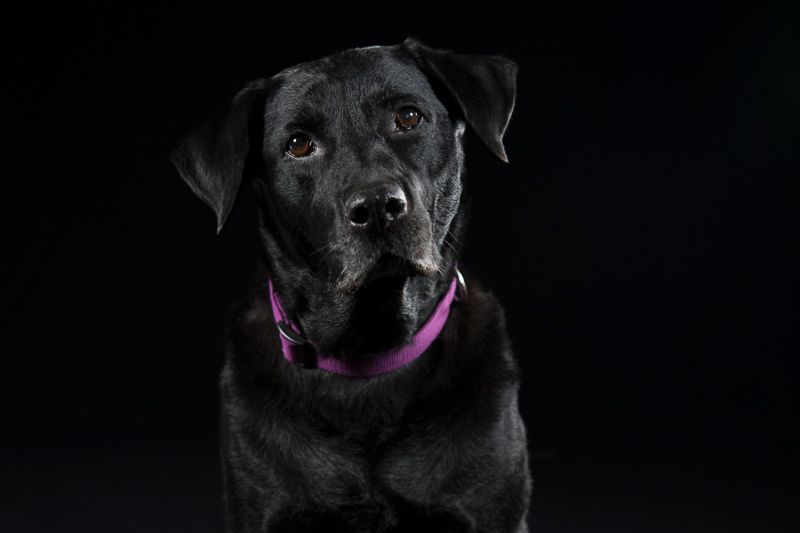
[3,4,798,532]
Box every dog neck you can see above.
[267,270,464,377]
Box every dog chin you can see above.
[334,252,440,295]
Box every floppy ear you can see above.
[404,38,518,162]
[170,79,269,233]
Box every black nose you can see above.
[346,182,408,231]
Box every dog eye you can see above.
[394,107,422,132]
[286,134,314,158]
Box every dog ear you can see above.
[170,79,270,233]
[404,38,518,162]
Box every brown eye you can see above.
[286,134,313,157]
[395,107,422,132]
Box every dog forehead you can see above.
[267,46,434,121]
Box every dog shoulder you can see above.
[221,289,284,392]
[450,279,520,383]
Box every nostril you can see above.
[346,184,407,228]
[348,204,370,225]
[384,196,407,219]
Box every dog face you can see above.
[172,39,517,353]
[260,48,465,294]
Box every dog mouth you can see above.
[364,254,433,283]
[334,251,440,295]
[328,209,442,295]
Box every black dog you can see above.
[171,38,531,532]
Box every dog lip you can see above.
[334,252,439,295]
[364,254,418,282]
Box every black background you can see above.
[3,4,798,532]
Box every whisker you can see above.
[317,244,339,264]
[443,238,459,257]
[309,243,333,257]
[310,242,343,267]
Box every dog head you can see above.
[172,39,517,354]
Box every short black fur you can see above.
[172,39,531,532]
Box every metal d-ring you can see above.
[455,268,468,301]
[277,321,308,345]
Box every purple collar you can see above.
[268,271,466,378]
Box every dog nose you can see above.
[346,183,408,230]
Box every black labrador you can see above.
[171,38,531,533]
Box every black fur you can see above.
[171,39,531,532]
